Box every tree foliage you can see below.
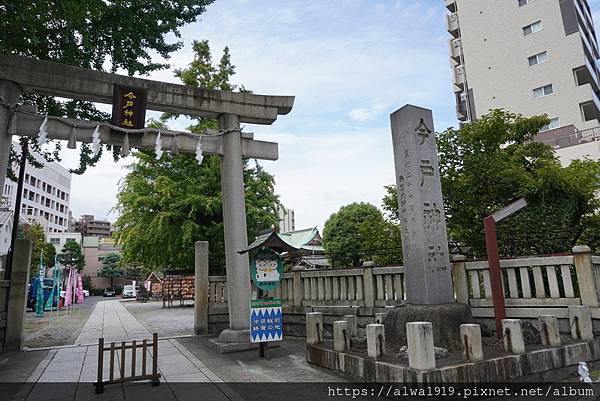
[386,109,600,256]
[322,202,402,267]
[0,0,214,176]
[24,223,55,276]
[114,41,280,271]
[59,240,85,271]
[99,253,124,287]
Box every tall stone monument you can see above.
[390,104,454,304]
[385,104,472,351]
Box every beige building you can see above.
[82,236,126,289]
[446,0,600,142]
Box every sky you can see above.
[56,0,600,231]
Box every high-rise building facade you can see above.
[73,214,112,238]
[2,143,72,232]
[446,0,600,137]
[278,205,295,233]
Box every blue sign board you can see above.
[250,298,283,343]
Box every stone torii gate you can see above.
[0,55,294,345]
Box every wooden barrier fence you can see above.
[94,333,160,394]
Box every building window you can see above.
[50,238,60,244]
[66,238,76,243]
[533,84,553,98]
[540,117,560,132]
[528,51,548,66]
[518,0,529,5]
[523,21,542,36]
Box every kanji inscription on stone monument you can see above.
[390,105,454,304]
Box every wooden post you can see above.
[484,216,505,339]
[142,339,147,376]
[483,198,528,339]
[152,333,159,386]
[131,340,136,377]
[120,342,126,380]
[95,338,104,394]
[109,343,115,382]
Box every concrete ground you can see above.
[122,301,194,338]
[178,336,345,383]
[23,297,103,349]
[9,300,244,401]
[123,300,347,381]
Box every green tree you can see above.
[114,41,280,271]
[385,109,600,256]
[23,223,56,276]
[323,202,401,267]
[59,240,85,271]
[99,253,124,287]
[0,0,214,177]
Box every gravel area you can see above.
[122,300,194,337]
[22,296,102,348]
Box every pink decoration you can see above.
[64,268,73,306]
[76,272,84,304]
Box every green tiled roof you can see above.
[279,227,319,248]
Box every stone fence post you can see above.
[5,239,31,350]
[363,262,375,308]
[452,254,469,304]
[292,266,304,307]
[194,241,209,335]
[573,245,600,308]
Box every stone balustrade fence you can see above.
[199,245,600,334]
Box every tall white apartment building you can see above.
[446,0,600,158]
[2,142,72,232]
[278,205,295,233]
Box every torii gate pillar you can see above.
[0,81,21,198]
[217,113,252,340]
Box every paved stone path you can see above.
[13,300,241,401]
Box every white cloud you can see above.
[348,103,388,122]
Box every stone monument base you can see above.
[208,329,257,353]
[384,303,473,351]
[207,329,281,354]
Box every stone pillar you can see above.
[569,305,593,341]
[390,105,454,304]
[367,324,385,358]
[5,239,31,350]
[343,314,357,337]
[292,266,304,307]
[538,315,561,347]
[452,255,469,304]
[0,81,20,197]
[573,246,599,307]
[194,241,209,335]
[306,312,323,345]
[218,113,251,337]
[333,321,351,352]
[460,324,483,362]
[502,319,525,354]
[363,265,375,308]
[406,322,436,370]
[375,312,388,325]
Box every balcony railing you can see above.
[535,124,600,149]
[446,13,459,37]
